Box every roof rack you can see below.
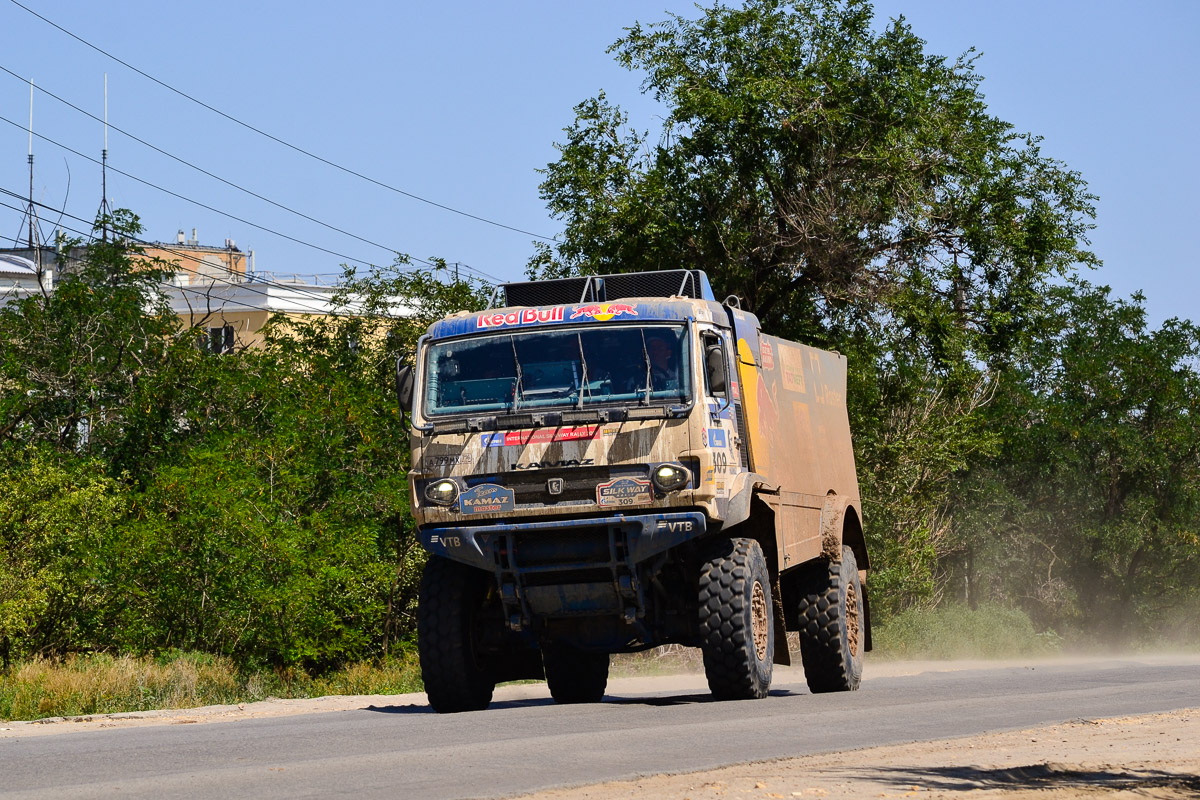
[490,269,715,309]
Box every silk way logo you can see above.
[569,302,639,322]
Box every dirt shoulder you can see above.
[519,708,1200,800]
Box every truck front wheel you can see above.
[542,643,609,704]
[795,545,864,693]
[697,537,774,700]
[417,555,497,713]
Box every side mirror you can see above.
[395,361,414,413]
[705,344,727,395]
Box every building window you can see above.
[201,324,235,354]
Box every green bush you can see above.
[873,603,1062,660]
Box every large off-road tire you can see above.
[697,537,774,700]
[795,545,864,693]
[417,555,497,713]
[542,643,610,704]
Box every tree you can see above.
[532,0,1100,614]
[955,281,1200,641]
[0,210,189,466]
[0,450,123,668]
[534,0,1096,363]
[0,228,490,669]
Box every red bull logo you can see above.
[476,306,565,329]
[569,302,639,322]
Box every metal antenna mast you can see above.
[97,73,112,241]
[23,78,41,249]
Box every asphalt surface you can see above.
[3,658,1199,799]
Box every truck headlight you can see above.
[653,464,689,492]
[425,479,459,506]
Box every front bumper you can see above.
[419,511,709,629]
[419,510,708,572]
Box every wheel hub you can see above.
[845,579,860,656]
[751,580,769,661]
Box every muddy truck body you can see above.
[398,269,871,712]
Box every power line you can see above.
[0,110,377,268]
[1,201,371,318]
[0,189,486,317]
[0,193,338,313]
[0,187,488,310]
[0,109,504,285]
[0,64,455,272]
[0,111,501,285]
[6,0,558,243]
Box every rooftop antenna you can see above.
[96,73,112,241]
[19,78,42,250]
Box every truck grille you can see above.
[504,466,648,506]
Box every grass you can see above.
[611,643,705,677]
[872,603,1063,660]
[3,605,1067,721]
[0,650,423,722]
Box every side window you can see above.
[701,330,729,398]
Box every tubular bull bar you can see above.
[420,511,708,631]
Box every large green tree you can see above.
[533,0,1096,362]
[533,0,1103,614]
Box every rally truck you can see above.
[396,269,871,713]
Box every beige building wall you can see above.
[140,242,246,284]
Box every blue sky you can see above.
[1,1,1196,325]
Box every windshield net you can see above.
[422,324,691,416]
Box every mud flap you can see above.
[772,573,791,666]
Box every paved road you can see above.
[3,658,1199,799]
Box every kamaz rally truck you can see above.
[396,269,871,712]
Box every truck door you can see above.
[722,307,763,474]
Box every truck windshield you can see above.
[422,324,691,417]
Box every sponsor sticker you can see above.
[568,302,638,322]
[760,339,775,371]
[707,428,728,449]
[596,477,653,507]
[479,425,598,448]
[476,307,565,329]
[459,483,515,515]
[505,425,597,446]
[779,342,807,393]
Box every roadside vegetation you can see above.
[0,650,422,721]
[2,0,1198,721]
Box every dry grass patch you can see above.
[0,651,423,722]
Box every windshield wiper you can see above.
[639,329,653,405]
[576,333,590,409]
[509,335,524,411]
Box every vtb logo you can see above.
[570,303,639,322]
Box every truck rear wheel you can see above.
[795,545,864,693]
[697,537,774,700]
[417,555,497,713]
[542,643,609,704]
